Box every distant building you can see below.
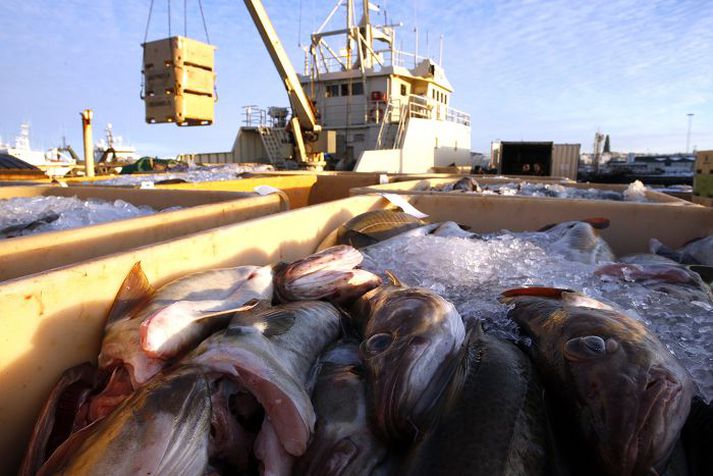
[605,154,695,176]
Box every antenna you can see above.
[439,34,444,66]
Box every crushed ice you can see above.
[361,230,713,401]
[89,163,275,186]
[439,180,651,202]
[0,196,158,238]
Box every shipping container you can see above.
[491,141,580,180]
[0,194,711,474]
[0,186,287,281]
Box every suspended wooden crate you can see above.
[142,36,216,126]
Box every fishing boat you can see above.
[0,123,75,177]
[187,1,472,173]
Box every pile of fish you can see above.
[21,209,713,475]
[430,177,651,202]
[0,196,158,239]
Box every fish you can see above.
[185,301,342,465]
[436,177,483,193]
[536,218,615,264]
[98,262,273,388]
[36,366,212,476]
[273,245,381,304]
[295,341,388,476]
[501,287,696,476]
[680,397,713,476]
[19,363,98,476]
[620,253,681,266]
[350,273,466,443]
[404,323,550,476]
[595,263,713,304]
[316,210,428,251]
[0,211,60,238]
[651,236,713,266]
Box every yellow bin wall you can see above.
[0,186,287,282]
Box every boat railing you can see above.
[242,105,268,127]
[308,49,436,75]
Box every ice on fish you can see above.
[435,180,651,202]
[0,196,157,238]
[89,163,274,186]
[361,232,713,401]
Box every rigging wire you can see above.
[198,0,211,43]
[184,0,188,36]
[168,0,172,37]
[297,0,303,47]
[143,0,155,43]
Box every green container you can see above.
[694,174,713,197]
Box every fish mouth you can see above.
[617,368,688,474]
[375,337,457,442]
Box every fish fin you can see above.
[582,217,610,230]
[688,265,713,286]
[230,307,296,337]
[106,262,155,323]
[649,238,683,262]
[537,223,557,232]
[315,227,340,252]
[682,235,706,246]
[384,270,405,287]
[342,230,379,249]
[500,287,575,302]
[196,299,265,322]
[470,319,485,339]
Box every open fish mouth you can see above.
[616,368,688,474]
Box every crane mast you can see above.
[243,0,333,169]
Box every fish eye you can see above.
[564,336,607,362]
[365,333,393,355]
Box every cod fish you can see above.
[36,366,212,476]
[502,287,695,476]
[651,236,713,266]
[595,262,713,304]
[437,177,483,193]
[404,323,549,476]
[274,245,381,304]
[536,218,615,264]
[295,341,388,476]
[99,262,273,388]
[0,212,60,238]
[186,301,342,472]
[351,273,466,443]
[316,210,427,251]
[19,363,98,476]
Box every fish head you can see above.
[560,309,694,475]
[540,219,614,264]
[274,245,381,303]
[504,289,694,475]
[357,285,465,442]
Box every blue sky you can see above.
[1,0,712,157]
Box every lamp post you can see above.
[686,113,694,154]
